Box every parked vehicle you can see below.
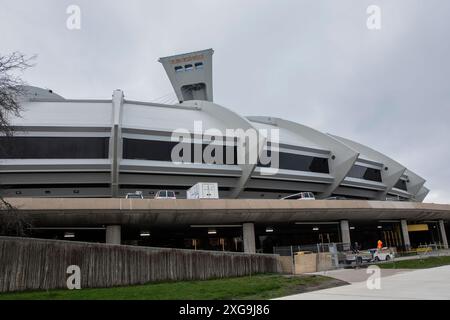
[325,196,348,200]
[125,191,144,199]
[186,183,219,199]
[154,190,176,200]
[281,192,315,200]
[369,248,395,262]
[343,250,373,265]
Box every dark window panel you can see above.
[123,138,238,165]
[0,137,109,159]
[394,179,408,191]
[259,151,330,174]
[1,183,110,189]
[123,139,177,162]
[123,139,330,174]
[348,165,382,182]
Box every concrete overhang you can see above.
[3,198,450,228]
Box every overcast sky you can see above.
[1,0,449,203]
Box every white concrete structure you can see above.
[243,223,256,254]
[105,225,121,245]
[159,49,214,102]
[0,50,428,203]
[401,219,412,250]
[4,198,450,252]
[1,49,445,254]
[340,220,351,250]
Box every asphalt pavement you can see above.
[277,266,450,300]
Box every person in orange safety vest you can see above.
[377,239,383,251]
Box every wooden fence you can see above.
[0,237,281,293]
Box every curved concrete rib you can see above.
[330,135,406,200]
[415,186,430,202]
[110,89,124,198]
[247,116,360,199]
[404,169,426,200]
[182,100,265,198]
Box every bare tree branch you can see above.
[0,52,35,236]
[0,197,31,236]
[0,52,36,136]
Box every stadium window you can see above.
[259,151,330,174]
[195,62,204,69]
[122,139,238,165]
[184,64,193,71]
[394,179,408,191]
[348,165,382,182]
[174,66,183,73]
[123,139,177,162]
[0,137,109,159]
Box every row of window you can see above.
[123,139,330,174]
[0,137,330,174]
[0,138,391,183]
[174,62,204,73]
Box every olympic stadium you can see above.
[1,49,448,253]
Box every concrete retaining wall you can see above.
[294,253,317,274]
[293,252,334,274]
[0,237,281,293]
[317,253,333,272]
[278,256,294,274]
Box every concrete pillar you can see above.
[243,223,256,254]
[340,220,351,250]
[110,89,124,198]
[400,220,411,251]
[106,225,121,245]
[439,220,449,249]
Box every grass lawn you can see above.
[0,274,345,300]
[377,256,450,269]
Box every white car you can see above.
[154,190,176,200]
[281,192,315,200]
[125,191,144,199]
[297,192,315,200]
[369,248,395,262]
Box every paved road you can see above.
[277,266,450,300]
[309,268,412,284]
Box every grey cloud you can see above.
[1,0,448,202]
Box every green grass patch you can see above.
[0,274,343,300]
[376,256,450,269]
[0,275,343,300]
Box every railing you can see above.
[274,242,450,273]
